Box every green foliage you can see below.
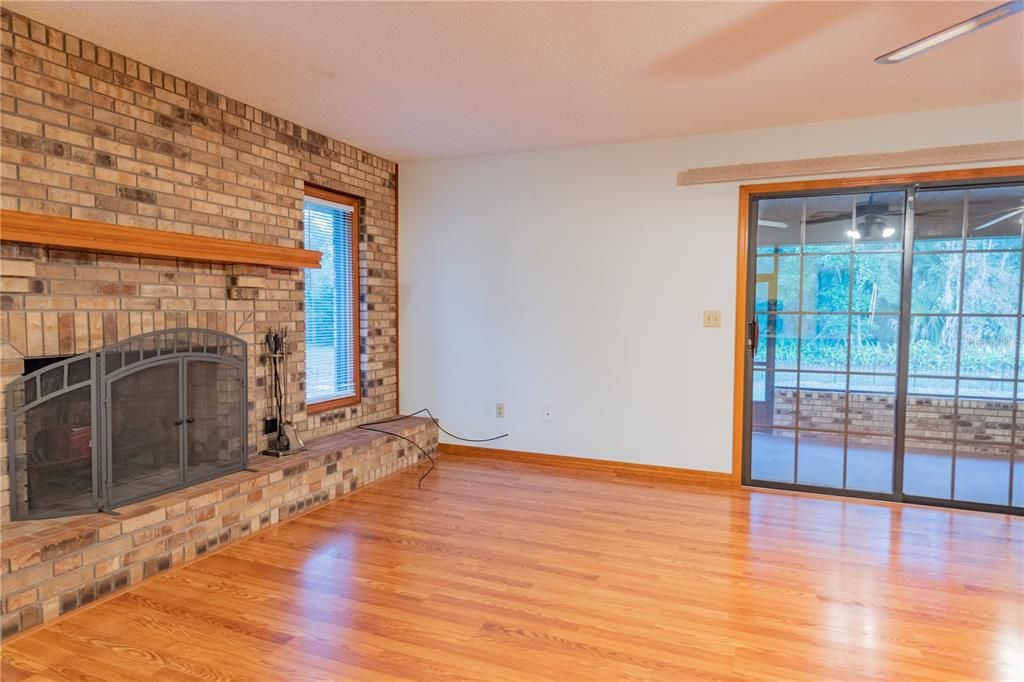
[755,247,1021,388]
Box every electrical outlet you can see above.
[543,406,553,422]
[703,310,722,328]
[496,402,505,418]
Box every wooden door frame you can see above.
[730,164,1024,484]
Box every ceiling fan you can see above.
[875,0,1023,65]
[757,195,902,235]
[807,196,901,240]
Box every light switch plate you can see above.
[703,310,722,328]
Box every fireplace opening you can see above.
[7,329,248,520]
[22,355,74,376]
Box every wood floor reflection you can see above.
[3,452,1022,681]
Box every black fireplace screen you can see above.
[7,329,247,520]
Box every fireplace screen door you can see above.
[8,329,247,519]
[743,179,1024,514]
[105,356,245,507]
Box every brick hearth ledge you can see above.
[0,417,438,639]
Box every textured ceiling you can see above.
[7,1,1023,161]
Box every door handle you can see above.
[173,418,184,426]
[749,318,759,355]
[186,417,195,424]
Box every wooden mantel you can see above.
[0,209,321,269]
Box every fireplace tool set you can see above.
[261,327,306,457]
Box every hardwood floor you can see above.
[3,452,1022,681]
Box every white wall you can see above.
[399,101,1024,474]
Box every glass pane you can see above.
[911,253,962,314]
[914,189,965,251]
[908,316,959,376]
[1014,461,1023,508]
[960,317,1016,381]
[776,256,800,313]
[1014,401,1024,506]
[800,315,848,372]
[957,379,1014,400]
[846,435,893,493]
[758,314,798,370]
[756,281,771,314]
[751,368,766,403]
[962,251,1020,314]
[852,191,905,251]
[805,194,854,252]
[848,380,896,435]
[755,256,799,313]
[305,196,356,405]
[954,447,1011,506]
[802,254,850,312]
[110,361,182,505]
[796,431,844,488]
[15,385,94,517]
[955,393,1013,505]
[966,185,1024,250]
[186,360,243,483]
[756,197,802,253]
[907,376,956,398]
[850,314,899,374]
[852,253,902,313]
[1013,389,1024,507]
[956,393,1013,451]
[750,428,795,483]
[752,371,797,430]
[797,373,847,432]
[906,393,956,441]
[903,439,952,499]
[848,373,896,394]
[797,371,847,391]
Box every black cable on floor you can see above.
[357,408,508,489]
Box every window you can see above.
[304,186,360,411]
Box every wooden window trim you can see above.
[731,164,1024,485]
[307,394,360,414]
[304,183,362,414]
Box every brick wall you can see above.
[771,388,1019,457]
[0,9,401,521]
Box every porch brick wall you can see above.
[772,388,1020,456]
[0,8,400,522]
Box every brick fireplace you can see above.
[0,8,436,638]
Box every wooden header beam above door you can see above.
[678,140,1024,186]
[0,209,321,269]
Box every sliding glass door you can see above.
[744,178,1024,514]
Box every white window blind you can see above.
[304,195,356,405]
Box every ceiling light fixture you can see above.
[882,227,897,238]
[875,0,1023,65]
[758,219,789,229]
[847,230,862,240]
